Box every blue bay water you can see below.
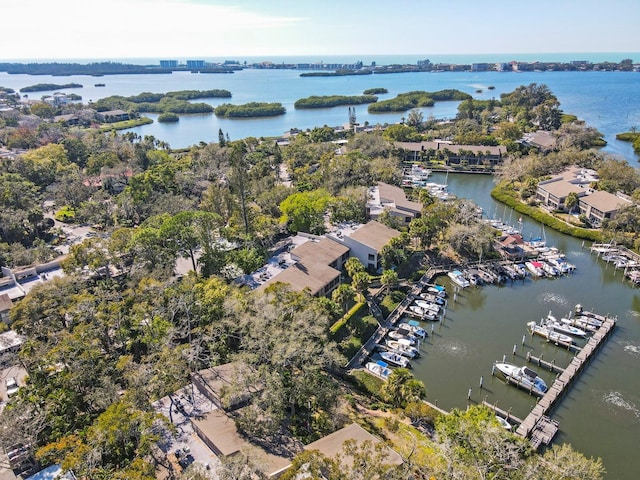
[1,61,639,162]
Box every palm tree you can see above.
[383,368,426,408]
[332,284,354,314]
[565,192,579,214]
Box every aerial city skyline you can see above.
[3,0,640,60]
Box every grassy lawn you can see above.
[331,303,378,359]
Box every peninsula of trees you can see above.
[368,89,472,113]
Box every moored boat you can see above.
[544,314,588,337]
[419,293,445,305]
[408,305,437,321]
[525,261,544,277]
[385,339,419,358]
[414,299,441,314]
[379,351,410,368]
[448,270,471,288]
[527,321,574,344]
[388,328,420,346]
[365,360,392,380]
[494,361,548,394]
[398,320,427,339]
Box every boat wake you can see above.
[537,292,569,307]
[603,391,640,420]
[620,341,640,357]
[434,339,471,358]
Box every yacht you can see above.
[448,270,471,288]
[527,321,574,344]
[494,362,548,395]
[398,320,427,339]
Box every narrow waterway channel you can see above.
[410,172,640,480]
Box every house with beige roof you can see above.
[255,236,349,297]
[368,182,422,226]
[328,221,401,272]
[578,190,633,226]
[536,166,599,211]
[395,141,506,166]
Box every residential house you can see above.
[191,362,262,412]
[521,130,557,151]
[536,166,599,211]
[255,236,349,297]
[578,190,633,226]
[299,423,403,469]
[0,293,12,324]
[395,141,506,167]
[96,109,130,123]
[368,182,422,226]
[328,221,401,272]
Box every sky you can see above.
[3,0,640,60]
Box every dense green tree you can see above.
[382,368,425,408]
[279,188,332,234]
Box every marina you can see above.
[515,312,616,448]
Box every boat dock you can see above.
[526,353,565,374]
[481,401,524,425]
[515,313,616,448]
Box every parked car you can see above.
[6,377,19,397]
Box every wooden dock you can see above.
[526,352,565,374]
[481,401,524,425]
[515,314,616,448]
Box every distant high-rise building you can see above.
[160,60,178,68]
[186,60,206,68]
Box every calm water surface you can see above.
[1,68,639,161]
[421,172,640,480]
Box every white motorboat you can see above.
[514,263,528,277]
[448,270,470,288]
[388,328,419,346]
[559,315,597,333]
[425,284,447,297]
[408,305,437,321]
[527,321,574,344]
[541,261,560,277]
[496,416,512,430]
[494,362,548,394]
[398,320,427,339]
[385,339,419,358]
[419,293,445,305]
[365,361,392,380]
[414,299,441,314]
[545,314,588,337]
[525,261,544,277]
[379,351,410,368]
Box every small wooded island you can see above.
[214,102,286,117]
[20,82,83,92]
[93,89,231,115]
[294,95,378,109]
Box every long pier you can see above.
[515,313,617,449]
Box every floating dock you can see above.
[515,313,616,449]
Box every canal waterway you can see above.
[415,172,640,480]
